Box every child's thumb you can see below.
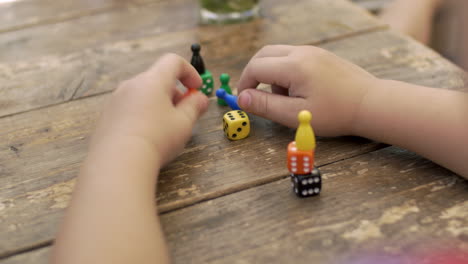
[176,91,209,125]
[238,89,307,128]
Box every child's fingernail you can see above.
[238,91,251,109]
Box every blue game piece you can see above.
[216,89,241,110]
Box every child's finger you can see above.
[176,92,209,127]
[238,89,307,128]
[144,53,202,96]
[271,84,289,96]
[173,87,185,104]
[252,45,294,59]
[238,56,293,94]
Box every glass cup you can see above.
[199,0,260,24]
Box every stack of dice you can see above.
[287,110,322,198]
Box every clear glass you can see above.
[199,0,260,24]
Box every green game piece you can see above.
[200,70,214,95]
[217,73,232,106]
[201,0,259,13]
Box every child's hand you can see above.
[237,45,379,136]
[91,54,209,166]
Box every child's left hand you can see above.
[90,53,209,167]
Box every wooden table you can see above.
[0,0,467,263]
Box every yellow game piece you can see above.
[295,110,316,151]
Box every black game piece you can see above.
[191,43,206,74]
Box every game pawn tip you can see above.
[298,110,312,124]
[220,73,230,83]
[216,88,226,98]
[191,43,201,53]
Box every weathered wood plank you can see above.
[0,93,385,257]
[0,0,381,63]
[321,30,468,91]
[0,0,384,117]
[352,0,391,11]
[163,149,467,264]
[1,247,48,264]
[4,14,468,122]
[1,28,467,257]
[0,0,198,63]
[2,26,466,122]
[0,0,137,34]
[2,147,467,263]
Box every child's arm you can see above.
[379,0,444,45]
[237,45,468,178]
[355,80,468,179]
[51,54,209,264]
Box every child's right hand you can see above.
[237,45,379,136]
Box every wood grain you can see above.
[0,0,384,117]
[1,0,467,262]
[1,28,467,258]
[321,30,468,91]
[1,247,48,264]
[0,0,138,34]
[0,0,198,62]
[0,93,385,258]
[352,0,391,11]
[0,0,381,63]
[162,148,467,264]
[0,0,383,34]
[2,147,467,263]
[2,28,466,121]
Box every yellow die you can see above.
[223,110,250,140]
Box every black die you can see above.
[290,167,322,198]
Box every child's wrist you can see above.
[86,134,162,179]
[350,78,389,138]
